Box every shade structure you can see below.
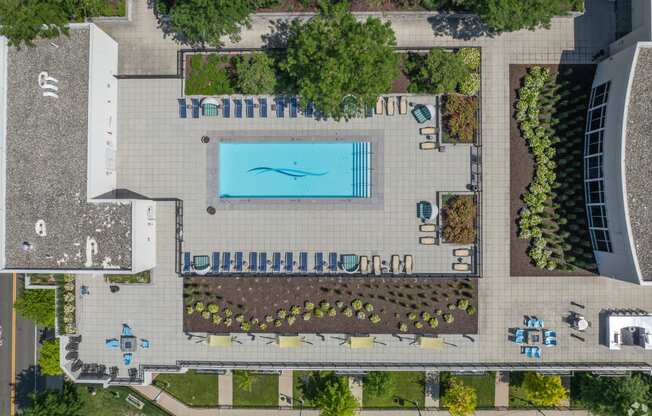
[277,335,303,348]
[349,336,375,349]
[208,335,232,347]
[418,336,444,349]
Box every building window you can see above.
[584,81,612,253]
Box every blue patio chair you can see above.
[526,347,534,358]
[272,252,281,272]
[526,319,536,328]
[259,252,267,272]
[315,253,324,273]
[275,96,285,118]
[222,98,231,118]
[515,329,525,337]
[245,98,254,118]
[222,252,231,272]
[290,96,298,118]
[105,339,119,349]
[285,252,293,272]
[234,98,243,118]
[305,101,314,118]
[533,347,542,358]
[544,337,557,346]
[259,97,268,118]
[515,335,525,344]
[211,252,220,274]
[123,352,133,366]
[521,346,529,355]
[365,105,374,118]
[140,339,150,349]
[122,324,133,337]
[544,330,556,338]
[537,319,545,328]
[235,252,243,272]
[299,252,308,273]
[248,252,257,272]
[182,252,191,274]
[191,98,200,118]
[178,98,187,118]
[328,252,337,272]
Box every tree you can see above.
[282,2,399,119]
[406,49,467,95]
[313,374,359,416]
[233,53,277,94]
[441,378,477,416]
[23,382,84,416]
[235,370,254,392]
[14,289,55,327]
[38,339,62,376]
[363,371,395,397]
[458,0,568,33]
[521,373,567,407]
[575,373,652,416]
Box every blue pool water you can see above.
[218,142,371,198]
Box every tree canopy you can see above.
[38,339,62,376]
[14,288,56,328]
[23,382,84,416]
[363,371,396,397]
[281,2,399,120]
[233,53,278,94]
[575,373,652,416]
[521,373,567,407]
[441,378,477,416]
[312,373,359,416]
[457,0,570,33]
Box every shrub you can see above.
[185,54,234,96]
[277,309,288,319]
[186,305,194,315]
[232,53,277,94]
[356,311,367,320]
[287,316,296,326]
[212,315,222,325]
[235,314,245,323]
[448,304,456,311]
[457,299,469,310]
[241,322,252,331]
[14,289,56,328]
[443,313,454,323]
[223,308,233,317]
[459,73,480,96]
[335,300,344,308]
[202,311,211,320]
[343,307,354,317]
[442,378,477,416]
[194,302,205,312]
[224,318,233,327]
[303,312,312,321]
[443,95,478,143]
[314,309,325,318]
[351,299,363,311]
[457,48,480,70]
[364,372,395,397]
[290,305,302,316]
[398,322,408,332]
[207,304,219,314]
[429,317,439,328]
[305,301,315,311]
[408,312,418,321]
[415,321,423,329]
[328,307,337,317]
[442,195,476,244]
[265,315,274,323]
[466,305,476,315]
[421,311,431,321]
[435,309,443,316]
[520,373,568,407]
[274,319,282,327]
[259,322,268,330]
[370,314,381,324]
[320,301,331,311]
[38,339,62,376]
[364,303,374,313]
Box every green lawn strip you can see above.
[106,270,151,284]
[441,372,495,408]
[292,371,348,408]
[96,0,126,16]
[233,371,279,407]
[362,371,425,409]
[78,385,171,416]
[185,54,234,96]
[154,371,219,407]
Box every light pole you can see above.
[400,397,422,416]
[298,398,304,416]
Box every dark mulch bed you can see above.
[184,276,478,334]
[509,64,597,277]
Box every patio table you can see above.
[120,335,137,352]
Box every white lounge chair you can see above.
[420,237,436,245]
[372,256,381,276]
[404,255,413,274]
[391,255,400,274]
[419,142,437,150]
[41,84,59,91]
[420,224,436,232]
[453,248,472,257]
[386,97,396,116]
[399,96,408,114]
[360,256,369,274]
[42,91,58,98]
[420,126,437,135]
[453,262,470,272]
[375,97,384,115]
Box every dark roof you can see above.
[4,28,132,270]
[625,47,652,281]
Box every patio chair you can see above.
[328,252,338,272]
[123,352,133,366]
[420,142,437,150]
[544,330,556,338]
[420,223,437,232]
[211,252,220,274]
[221,98,231,118]
[299,252,308,273]
[140,339,150,349]
[259,252,267,272]
[305,101,315,118]
[420,237,436,245]
[365,105,374,118]
[290,96,298,118]
[315,252,324,273]
[526,319,536,328]
[182,252,191,274]
[372,255,381,276]
[399,96,408,114]
[245,98,254,118]
[235,252,243,272]
[452,262,470,271]
[248,252,257,272]
[515,335,525,344]
[360,256,369,274]
[259,97,268,118]
[386,96,396,116]
[420,126,437,135]
[404,255,413,274]
[417,201,433,221]
[201,98,219,116]
[272,252,282,272]
[544,337,557,347]
[222,252,231,272]
[285,252,293,272]
[453,248,472,257]
[375,96,384,115]
[193,255,210,274]
[122,324,133,337]
[535,319,545,328]
[515,329,525,337]
[177,98,187,118]
[105,339,119,349]
[43,91,58,98]
[391,255,401,274]
[533,347,542,358]
[275,96,285,118]
[234,98,243,118]
[191,98,200,118]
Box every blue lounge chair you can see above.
[140,339,150,349]
[248,252,257,272]
[259,252,267,272]
[272,252,281,272]
[245,98,254,118]
[366,105,374,118]
[222,98,230,118]
[328,252,337,272]
[515,335,525,344]
[305,101,314,118]
[537,320,545,328]
[123,352,133,366]
[178,98,187,118]
[533,347,542,358]
[211,252,220,274]
[544,330,556,338]
[285,252,293,272]
[526,319,536,328]
[526,347,534,358]
[515,329,525,337]
[544,337,557,346]
[234,98,243,118]
[275,96,285,118]
[290,97,298,118]
[122,324,133,337]
[235,252,243,272]
[191,98,200,118]
[259,97,268,118]
[299,252,308,272]
[105,339,119,349]
[222,252,231,272]
[315,253,324,273]
[182,252,191,274]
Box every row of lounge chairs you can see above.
[178,96,315,119]
[375,96,409,115]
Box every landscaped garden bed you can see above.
[105,270,151,284]
[233,371,278,408]
[440,194,477,244]
[154,370,219,407]
[362,371,425,409]
[509,64,597,276]
[97,0,126,17]
[28,273,60,286]
[57,274,77,335]
[440,372,495,409]
[183,276,477,334]
[441,94,479,144]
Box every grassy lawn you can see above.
[233,371,279,408]
[106,270,151,284]
[154,371,219,407]
[362,371,425,409]
[441,372,495,408]
[185,54,234,96]
[97,0,126,16]
[78,385,170,416]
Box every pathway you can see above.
[494,372,510,408]
[218,372,233,407]
[278,370,293,407]
[133,385,220,416]
[424,372,440,408]
[349,376,364,407]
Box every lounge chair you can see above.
[420,142,437,150]
[290,97,298,118]
[245,98,254,118]
[391,255,400,274]
[452,262,470,271]
[272,252,281,272]
[534,347,542,358]
[536,320,545,328]
[526,347,534,358]
[248,252,257,272]
[314,252,323,273]
[399,96,408,114]
[420,237,436,245]
[544,330,557,338]
[360,256,369,274]
[515,335,525,344]
[140,339,150,349]
[41,83,59,91]
[123,352,133,366]
[299,252,308,272]
[328,252,338,272]
[372,256,381,276]
[191,98,200,118]
[178,98,187,118]
[222,98,231,118]
[259,97,268,118]
[305,101,315,118]
[211,252,220,274]
[234,98,243,118]
[235,252,243,272]
[259,252,267,272]
[544,337,557,346]
[275,96,285,118]
[105,339,119,349]
[366,105,374,118]
[386,96,396,116]
[420,126,437,135]
[453,248,472,257]
[43,91,58,98]
[420,224,437,232]
[404,255,413,274]
[285,252,293,272]
[375,97,384,115]
[526,319,536,328]
[182,252,191,274]
[222,252,231,272]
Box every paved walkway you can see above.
[425,372,440,408]
[279,370,293,407]
[218,373,233,407]
[350,376,364,406]
[133,385,220,416]
[494,372,510,408]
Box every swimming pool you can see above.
[218,142,371,198]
